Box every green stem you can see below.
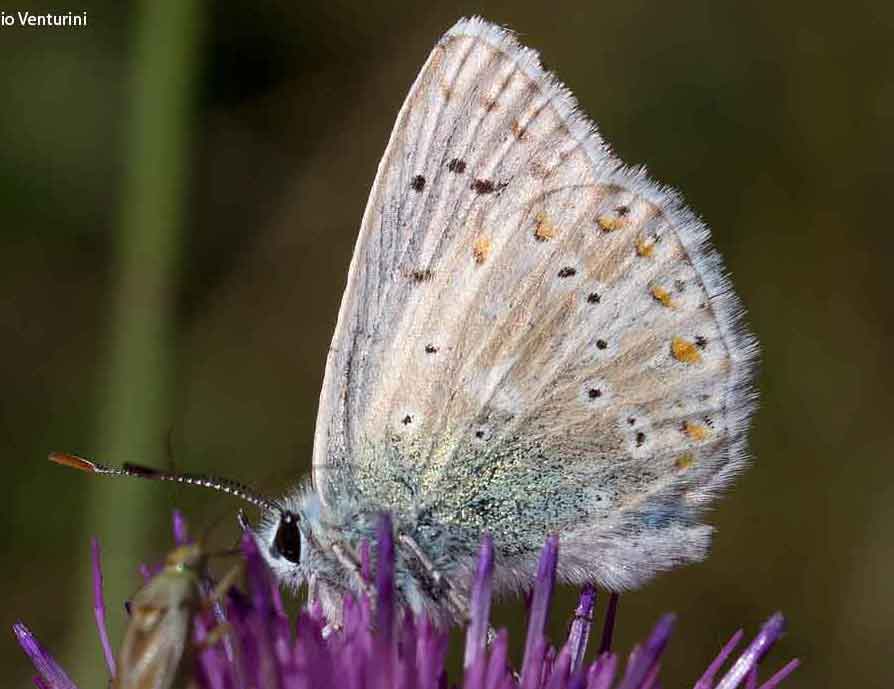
[63,1,203,684]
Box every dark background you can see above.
[3,1,892,687]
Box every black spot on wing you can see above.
[471,179,507,195]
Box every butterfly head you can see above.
[241,485,322,591]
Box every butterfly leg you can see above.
[331,541,376,598]
[398,533,468,622]
[201,563,243,609]
[237,508,252,532]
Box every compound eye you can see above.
[274,511,301,563]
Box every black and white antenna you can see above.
[49,451,281,513]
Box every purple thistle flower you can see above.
[464,533,494,670]
[13,622,77,689]
[90,537,116,679]
[14,513,799,689]
[522,533,559,688]
[564,584,595,673]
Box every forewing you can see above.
[312,17,757,590]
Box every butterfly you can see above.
[52,16,757,627]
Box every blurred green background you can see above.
[2,1,892,687]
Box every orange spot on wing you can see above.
[650,286,674,308]
[596,213,623,232]
[534,213,557,241]
[682,421,708,441]
[635,237,655,257]
[473,236,492,264]
[671,337,702,364]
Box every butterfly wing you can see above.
[312,17,757,591]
